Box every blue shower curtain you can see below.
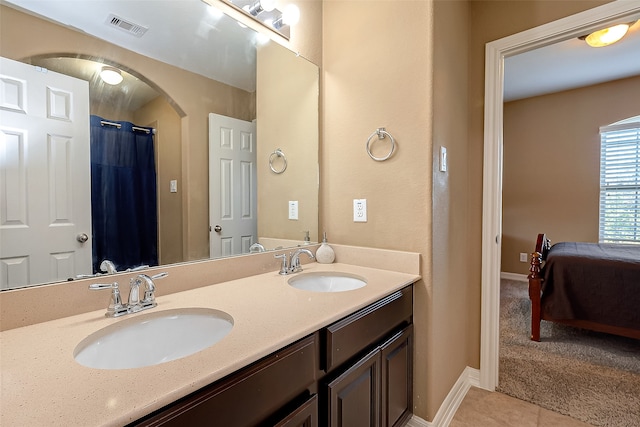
[90,115,158,273]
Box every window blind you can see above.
[599,121,640,244]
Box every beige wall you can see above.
[256,42,319,244]
[0,5,255,263]
[431,0,476,418]
[135,97,184,266]
[322,0,434,418]
[502,75,640,274]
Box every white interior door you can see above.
[209,113,257,258]
[0,57,91,289]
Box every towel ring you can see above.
[269,148,287,174]
[366,128,396,161]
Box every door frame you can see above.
[479,0,640,390]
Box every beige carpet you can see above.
[497,279,640,427]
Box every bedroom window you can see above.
[599,116,640,244]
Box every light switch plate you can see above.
[288,201,299,220]
[170,180,178,193]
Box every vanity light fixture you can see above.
[579,21,635,47]
[271,4,300,29]
[100,66,123,85]
[221,0,298,39]
[246,0,276,16]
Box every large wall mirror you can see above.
[0,0,319,290]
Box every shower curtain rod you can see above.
[100,120,156,134]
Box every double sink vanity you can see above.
[0,246,420,426]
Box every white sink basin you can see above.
[73,308,233,370]
[288,272,367,292]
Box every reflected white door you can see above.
[208,113,257,258]
[0,57,91,289]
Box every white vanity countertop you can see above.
[0,263,419,426]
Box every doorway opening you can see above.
[479,1,640,390]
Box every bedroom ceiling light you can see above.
[580,22,634,47]
[100,66,123,85]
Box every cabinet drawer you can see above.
[323,286,412,372]
[133,333,317,427]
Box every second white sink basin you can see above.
[74,308,233,370]
[288,272,367,292]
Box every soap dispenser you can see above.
[315,232,335,264]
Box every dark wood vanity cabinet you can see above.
[274,394,318,427]
[131,284,413,427]
[322,286,414,427]
[131,334,319,427]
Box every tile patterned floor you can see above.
[450,387,594,427]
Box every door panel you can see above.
[208,113,257,258]
[327,348,381,427]
[0,56,91,289]
[381,325,413,427]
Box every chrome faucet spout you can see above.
[274,249,315,275]
[134,272,167,310]
[290,248,315,274]
[100,260,118,274]
[128,277,143,313]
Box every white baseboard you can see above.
[500,272,528,282]
[406,367,480,427]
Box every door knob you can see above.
[77,233,89,243]
[214,225,222,233]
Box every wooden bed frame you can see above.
[527,233,640,342]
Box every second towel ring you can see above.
[269,148,287,174]
[366,128,396,161]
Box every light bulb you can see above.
[282,4,300,26]
[100,66,123,85]
[248,0,276,16]
[584,24,630,47]
[206,4,223,18]
[260,0,276,12]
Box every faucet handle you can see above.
[89,282,127,317]
[151,272,168,280]
[274,253,289,275]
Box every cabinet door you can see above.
[327,348,381,427]
[275,394,318,427]
[381,325,413,427]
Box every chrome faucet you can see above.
[249,242,266,253]
[275,248,315,275]
[100,259,118,274]
[90,272,168,317]
[76,260,149,279]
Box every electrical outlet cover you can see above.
[353,199,367,222]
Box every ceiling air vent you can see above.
[106,14,148,37]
